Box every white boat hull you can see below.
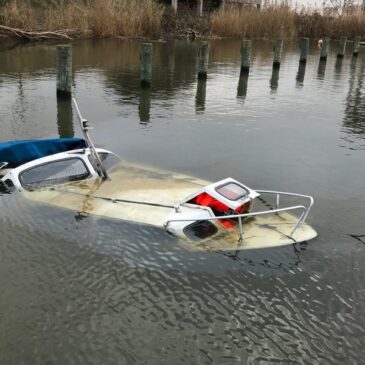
[22,161,317,251]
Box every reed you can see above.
[210,3,297,39]
[0,0,164,38]
[0,0,364,40]
[210,2,365,39]
[295,12,365,39]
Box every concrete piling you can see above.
[320,37,330,60]
[56,45,72,98]
[240,40,251,74]
[197,41,209,80]
[140,43,153,87]
[337,36,347,58]
[353,36,361,56]
[300,37,309,64]
[273,39,283,68]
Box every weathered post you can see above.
[320,37,330,60]
[353,36,361,56]
[337,36,347,58]
[300,37,309,64]
[140,43,153,87]
[273,39,283,69]
[197,41,209,80]
[172,0,177,13]
[56,45,72,98]
[197,0,203,16]
[240,40,251,74]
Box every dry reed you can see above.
[0,0,165,38]
[210,3,365,39]
[210,3,297,39]
[0,0,364,40]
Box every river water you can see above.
[0,38,364,364]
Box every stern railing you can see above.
[165,191,314,242]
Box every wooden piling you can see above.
[240,40,251,74]
[140,43,153,87]
[197,41,209,80]
[56,45,72,98]
[273,39,283,69]
[337,36,347,58]
[320,37,330,60]
[353,36,361,56]
[172,0,177,13]
[300,37,309,64]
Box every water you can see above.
[0,38,364,364]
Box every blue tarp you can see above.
[0,138,87,168]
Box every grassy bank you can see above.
[0,0,364,40]
[211,4,365,39]
[0,0,164,38]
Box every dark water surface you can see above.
[0,38,364,364]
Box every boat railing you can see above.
[165,191,314,242]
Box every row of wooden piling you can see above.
[56,37,362,96]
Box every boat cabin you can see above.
[0,138,117,191]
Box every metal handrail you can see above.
[255,190,314,222]
[165,190,314,242]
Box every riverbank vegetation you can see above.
[0,0,364,40]
[0,0,164,38]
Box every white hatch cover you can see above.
[201,178,259,210]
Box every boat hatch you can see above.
[185,178,259,228]
[183,220,218,241]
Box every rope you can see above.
[50,187,175,209]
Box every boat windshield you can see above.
[88,152,120,172]
[19,158,90,190]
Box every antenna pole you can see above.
[72,98,109,180]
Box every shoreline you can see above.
[0,1,364,42]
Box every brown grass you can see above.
[1,0,165,38]
[0,0,364,40]
[295,12,365,39]
[210,3,365,39]
[210,3,297,39]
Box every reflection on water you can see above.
[139,87,151,124]
[195,78,206,114]
[270,66,279,91]
[342,58,365,149]
[0,38,365,364]
[317,58,327,80]
[237,72,248,100]
[296,61,306,86]
[57,97,74,137]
